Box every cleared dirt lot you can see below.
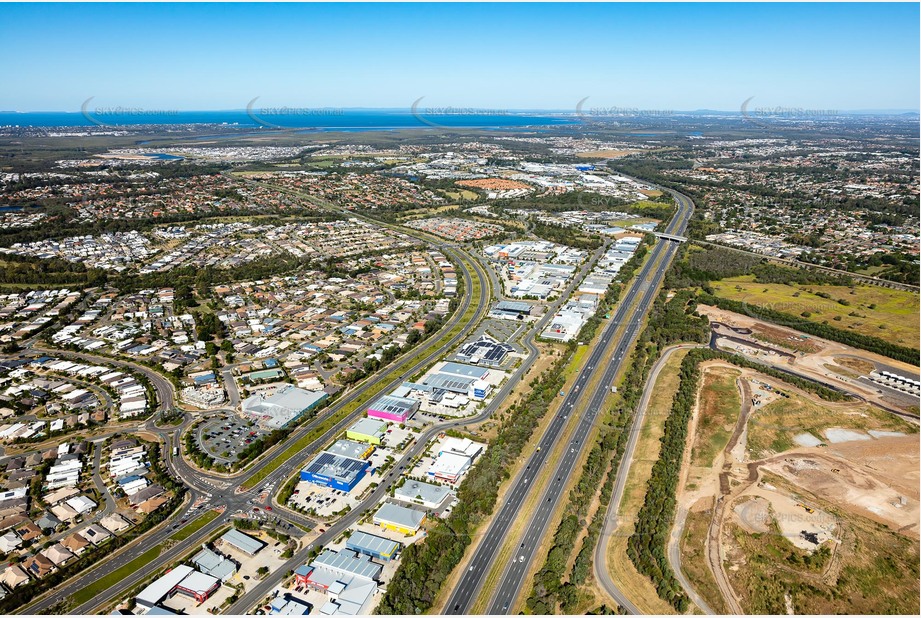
[699,304,920,415]
[675,356,920,615]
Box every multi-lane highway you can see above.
[444,189,693,614]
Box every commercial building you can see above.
[300,451,370,492]
[455,335,514,366]
[393,479,454,510]
[438,362,490,380]
[345,418,388,445]
[372,501,427,535]
[469,379,491,400]
[240,386,327,429]
[440,437,483,458]
[219,528,265,556]
[366,394,419,423]
[299,548,381,615]
[326,439,374,461]
[422,371,479,397]
[429,452,472,483]
[269,597,311,615]
[345,530,401,562]
[136,565,195,612]
[541,310,586,343]
[192,546,237,582]
[490,300,532,319]
[174,571,220,603]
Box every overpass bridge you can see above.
[653,231,688,242]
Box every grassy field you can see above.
[679,505,731,614]
[746,389,917,459]
[562,344,589,382]
[443,189,479,201]
[690,367,741,468]
[726,475,920,614]
[710,277,920,347]
[71,545,163,606]
[168,509,219,541]
[609,217,660,229]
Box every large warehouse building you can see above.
[345,530,401,562]
[366,394,419,423]
[241,386,327,429]
[373,501,427,535]
[345,418,388,445]
[300,451,370,492]
[326,438,374,460]
[428,451,472,483]
[393,479,454,510]
[134,564,220,612]
[455,335,515,366]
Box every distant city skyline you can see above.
[1,2,918,113]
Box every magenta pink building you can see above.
[366,394,419,423]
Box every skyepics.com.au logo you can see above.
[735,499,837,540]
[246,97,344,129]
[410,96,510,129]
[740,96,839,128]
[576,96,674,123]
[81,97,179,126]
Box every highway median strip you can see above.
[169,509,220,541]
[71,545,163,606]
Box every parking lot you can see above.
[197,414,268,463]
[287,481,361,519]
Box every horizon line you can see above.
[3,107,919,116]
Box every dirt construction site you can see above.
[698,304,920,417]
[675,353,920,614]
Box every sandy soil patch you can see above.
[733,497,771,533]
[739,483,837,552]
[759,446,919,536]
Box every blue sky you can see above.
[1,2,918,112]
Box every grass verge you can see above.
[71,545,163,606]
[168,509,219,541]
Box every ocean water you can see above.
[0,109,576,130]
